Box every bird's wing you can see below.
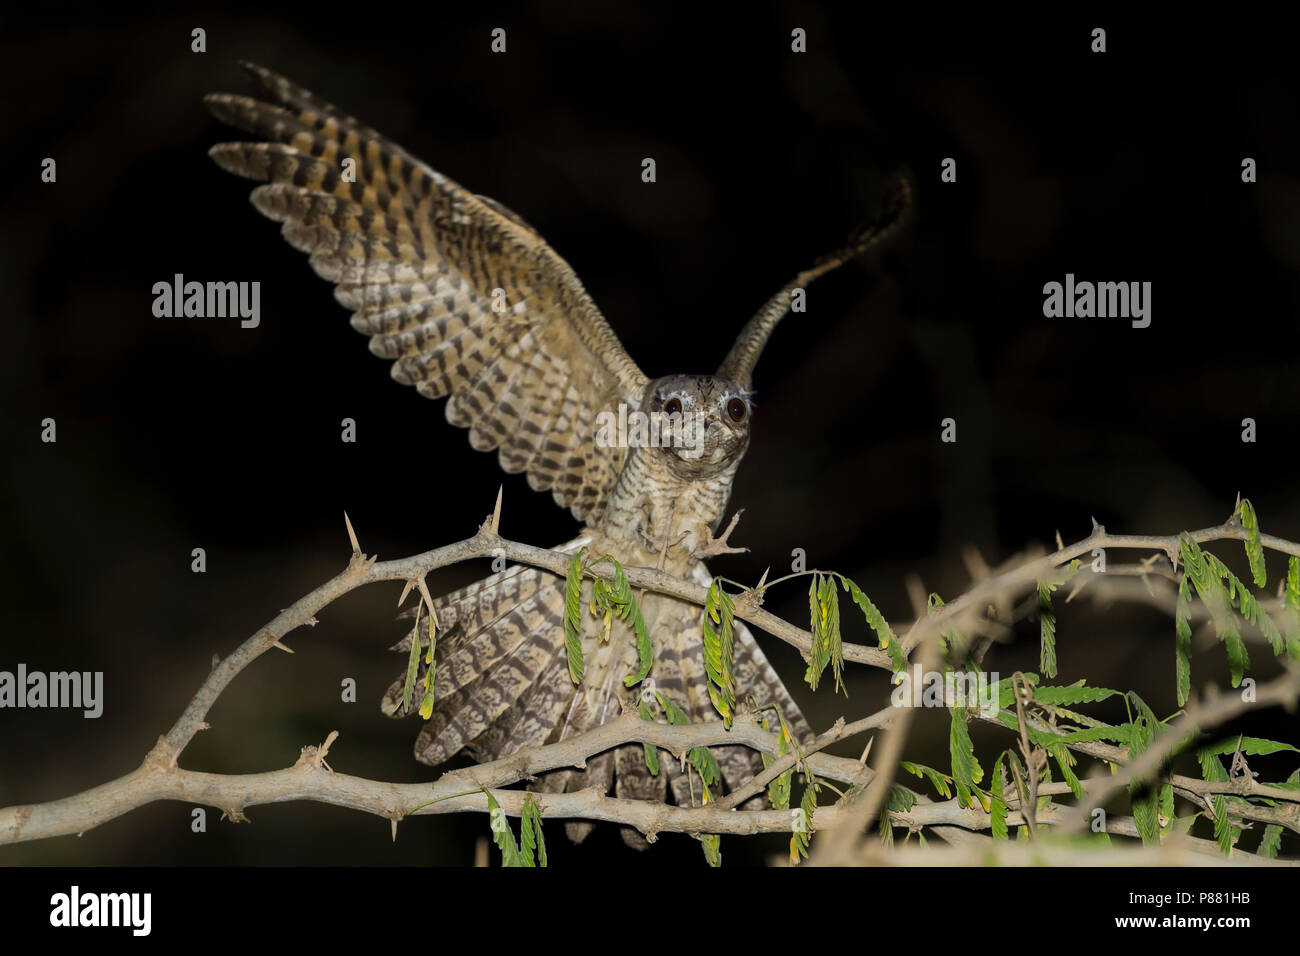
[206,63,648,522]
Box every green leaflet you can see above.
[1225,631,1250,687]
[765,716,792,810]
[1209,552,1285,656]
[1038,758,1054,813]
[1247,598,1285,656]
[1129,781,1160,845]
[584,557,655,686]
[949,706,984,809]
[656,685,723,861]
[691,745,722,790]
[1175,573,1192,706]
[701,832,722,866]
[993,709,1135,748]
[1196,736,1299,757]
[485,792,546,868]
[702,579,737,724]
[625,628,653,685]
[1031,564,1081,680]
[805,578,824,689]
[900,761,954,799]
[886,785,917,812]
[656,690,688,724]
[1178,534,1280,687]
[989,752,1008,841]
[1158,783,1175,835]
[638,699,660,777]
[563,549,586,685]
[1180,534,1210,589]
[879,805,894,848]
[1125,692,1163,845]
[1049,744,1084,800]
[840,575,907,673]
[1183,536,1225,600]
[1181,535,1231,640]
[519,793,547,867]
[418,613,437,719]
[1225,567,1286,655]
[821,575,844,693]
[804,573,843,692]
[1238,498,1266,588]
[790,775,819,864]
[1258,824,1283,859]
[1037,580,1058,679]
[1259,769,1300,858]
[1037,702,1111,729]
[1030,681,1120,706]
[700,781,721,867]
[1001,750,1028,819]
[1288,556,1300,611]
[656,690,720,787]
[622,591,653,685]
[657,691,721,862]
[925,591,966,665]
[587,558,654,687]
[1198,752,1234,856]
[1287,557,1300,659]
[883,785,917,849]
[1197,751,1231,832]
[592,577,614,644]
[1127,692,1164,751]
[400,605,423,712]
[993,673,1035,709]
[485,790,522,867]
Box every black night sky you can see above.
[2,5,1299,866]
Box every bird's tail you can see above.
[381,541,814,846]
[380,545,588,767]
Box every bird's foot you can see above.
[693,510,749,560]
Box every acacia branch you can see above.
[960,686,1300,836]
[1062,670,1300,835]
[0,705,876,846]
[898,513,1300,659]
[4,504,1299,861]
[1,753,847,843]
[161,507,1300,768]
[866,804,1300,867]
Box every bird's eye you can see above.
[726,397,748,422]
[663,397,683,416]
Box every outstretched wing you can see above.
[205,63,648,522]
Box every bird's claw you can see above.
[693,511,749,560]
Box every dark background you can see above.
[3,4,1299,866]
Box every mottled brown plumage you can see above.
[206,63,908,845]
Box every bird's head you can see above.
[636,374,753,478]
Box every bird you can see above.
[204,62,910,845]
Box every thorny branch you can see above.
[2,502,1299,865]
